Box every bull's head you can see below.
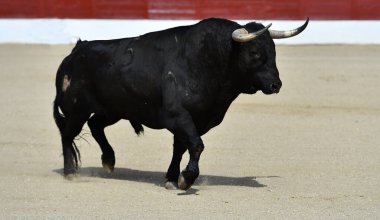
[232,18,309,95]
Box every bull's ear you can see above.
[232,24,272,43]
[269,18,309,39]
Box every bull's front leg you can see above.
[169,112,204,190]
[165,113,204,190]
[165,135,187,189]
[162,70,204,190]
[165,131,204,190]
[178,135,204,190]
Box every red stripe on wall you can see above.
[0,0,379,20]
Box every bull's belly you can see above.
[92,91,231,134]
[96,99,163,129]
[122,107,165,130]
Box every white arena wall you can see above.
[0,19,378,44]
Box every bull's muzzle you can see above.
[270,81,282,93]
[262,80,282,94]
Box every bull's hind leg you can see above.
[165,136,187,189]
[87,114,119,172]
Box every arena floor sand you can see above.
[0,44,379,219]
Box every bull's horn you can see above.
[269,17,309,39]
[232,23,272,43]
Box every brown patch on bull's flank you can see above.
[62,75,71,92]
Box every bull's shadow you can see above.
[54,167,274,188]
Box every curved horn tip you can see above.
[303,17,310,27]
[269,17,309,39]
[297,17,310,32]
[298,17,310,33]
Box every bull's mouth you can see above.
[261,87,281,95]
[245,84,281,95]
[246,86,258,94]
[246,86,275,95]
[262,89,276,95]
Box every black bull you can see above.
[53,18,308,190]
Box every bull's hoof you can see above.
[165,181,178,190]
[178,174,190,190]
[102,162,114,173]
[64,173,79,180]
[63,166,78,180]
[101,154,115,173]
[178,171,198,190]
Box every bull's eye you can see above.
[250,51,261,59]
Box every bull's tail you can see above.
[53,95,65,135]
[53,78,81,172]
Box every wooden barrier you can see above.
[0,0,379,20]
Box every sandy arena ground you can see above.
[0,44,379,219]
